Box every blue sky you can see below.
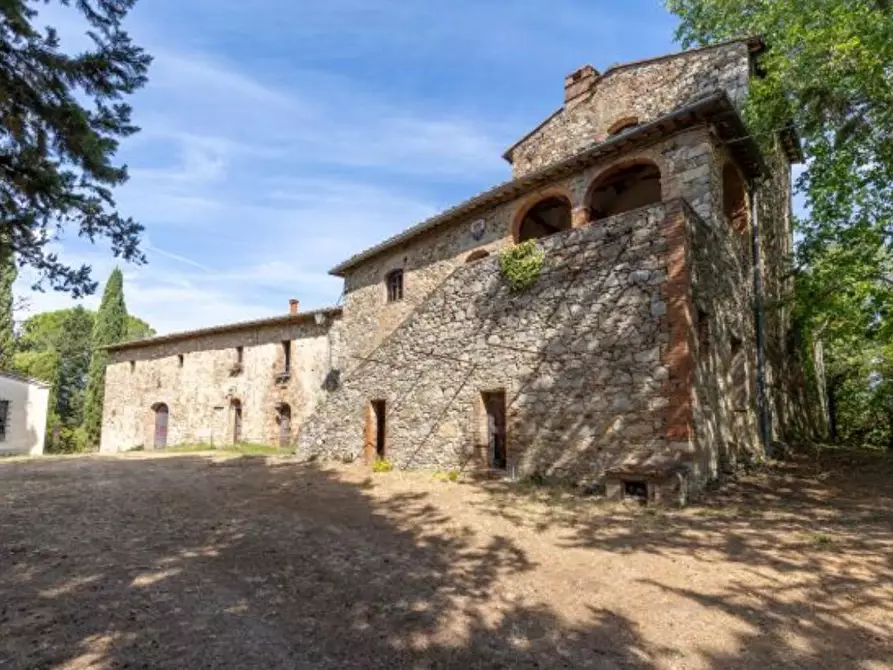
[16,0,680,335]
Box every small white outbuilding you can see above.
[0,371,50,456]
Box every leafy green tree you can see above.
[0,0,151,298]
[668,0,893,447]
[13,304,152,451]
[0,236,14,370]
[126,315,154,341]
[50,306,93,426]
[83,268,128,445]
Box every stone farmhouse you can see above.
[101,38,821,502]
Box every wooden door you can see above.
[154,404,169,449]
[278,405,291,448]
[372,400,386,458]
[232,401,242,444]
[483,392,507,469]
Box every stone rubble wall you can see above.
[299,203,696,485]
[338,131,717,381]
[510,42,751,177]
[100,318,338,452]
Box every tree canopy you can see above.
[83,266,128,445]
[668,0,893,447]
[13,303,153,452]
[0,0,151,298]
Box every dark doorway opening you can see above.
[624,480,648,502]
[153,403,169,449]
[482,391,507,470]
[278,404,292,448]
[232,399,243,444]
[371,400,386,458]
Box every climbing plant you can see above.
[499,241,545,292]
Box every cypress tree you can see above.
[83,268,128,446]
[0,236,15,370]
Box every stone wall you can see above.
[508,42,751,177]
[100,317,339,452]
[338,130,718,376]
[300,203,701,486]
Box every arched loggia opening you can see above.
[587,161,662,221]
[723,162,748,235]
[514,195,572,243]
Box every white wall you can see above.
[0,376,49,455]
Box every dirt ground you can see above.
[1,449,892,669]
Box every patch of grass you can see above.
[807,532,836,547]
[432,469,461,483]
[164,443,288,456]
[372,457,393,473]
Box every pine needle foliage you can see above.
[0,0,151,297]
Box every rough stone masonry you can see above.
[101,38,823,502]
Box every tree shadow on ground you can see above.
[470,448,893,668]
[1,455,658,669]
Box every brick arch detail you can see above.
[510,187,575,244]
[606,115,640,136]
[583,155,667,212]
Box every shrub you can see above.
[50,426,89,454]
[372,457,393,473]
[447,469,460,482]
[525,471,546,487]
[499,240,545,291]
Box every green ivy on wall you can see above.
[499,241,545,292]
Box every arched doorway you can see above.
[152,403,169,449]
[587,162,662,221]
[277,404,292,448]
[515,196,572,243]
[231,399,243,444]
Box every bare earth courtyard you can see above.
[1,451,892,669]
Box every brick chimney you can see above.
[289,299,299,315]
[564,65,599,105]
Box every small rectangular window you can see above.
[130,361,136,372]
[0,400,9,442]
[386,269,404,303]
[178,354,184,368]
[282,341,291,373]
[236,346,244,364]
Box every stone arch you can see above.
[723,161,749,235]
[465,249,490,263]
[586,159,662,221]
[511,189,574,243]
[606,116,640,136]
